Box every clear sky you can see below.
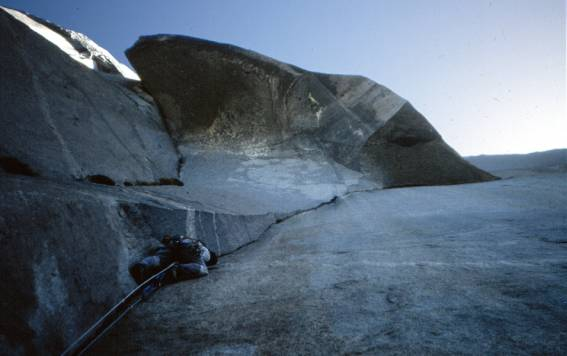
[3,0,565,156]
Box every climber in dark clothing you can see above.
[129,234,218,284]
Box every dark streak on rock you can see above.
[123,178,184,187]
[0,156,39,177]
[85,175,116,186]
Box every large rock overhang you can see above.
[126,34,497,188]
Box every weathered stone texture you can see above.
[0,9,179,184]
[127,35,496,189]
[0,7,500,355]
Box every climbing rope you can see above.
[60,263,177,356]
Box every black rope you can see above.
[60,263,177,356]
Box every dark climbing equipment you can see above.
[60,263,177,356]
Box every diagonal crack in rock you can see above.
[220,187,380,258]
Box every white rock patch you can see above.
[1,6,139,80]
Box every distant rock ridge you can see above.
[127,34,496,188]
[466,148,567,178]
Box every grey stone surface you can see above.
[193,210,275,255]
[95,170,567,355]
[0,7,539,356]
[126,34,495,194]
[0,177,136,355]
[0,8,179,184]
[0,175,275,354]
[177,145,377,215]
[119,199,276,256]
[0,8,276,354]
[360,103,496,187]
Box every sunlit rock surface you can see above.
[1,6,139,79]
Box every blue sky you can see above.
[3,0,565,155]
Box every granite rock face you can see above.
[95,171,567,355]
[0,177,135,355]
[1,7,498,355]
[0,7,178,184]
[0,8,274,355]
[1,6,140,80]
[0,175,275,355]
[127,35,495,189]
